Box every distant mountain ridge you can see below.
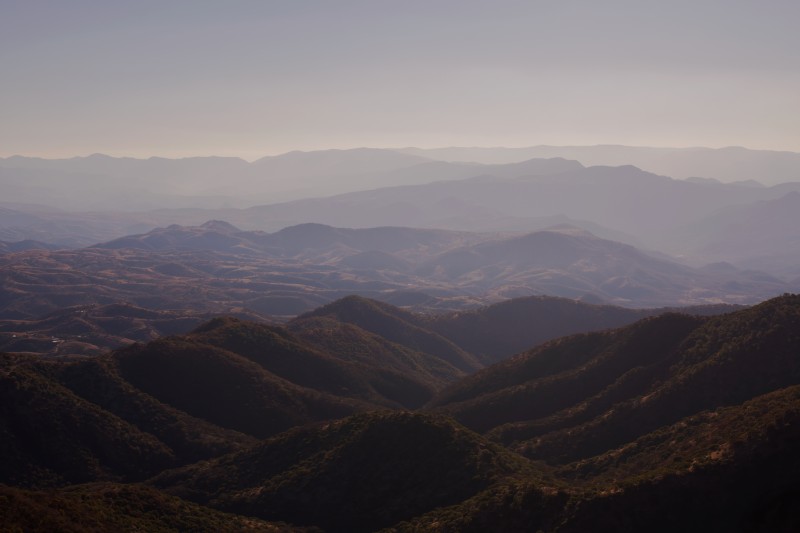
[0,222,788,326]
[229,164,800,237]
[397,144,800,185]
[663,191,800,276]
[3,149,799,277]
[0,239,59,253]
[0,149,579,211]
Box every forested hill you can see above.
[2,294,799,531]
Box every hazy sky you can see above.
[2,1,799,159]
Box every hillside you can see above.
[0,483,311,533]
[1,300,507,490]
[431,294,800,466]
[296,296,482,372]
[2,222,785,333]
[0,355,177,487]
[152,411,534,533]
[109,336,373,438]
[97,220,485,262]
[187,316,452,409]
[286,316,466,403]
[0,303,262,356]
[422,295,738,364]
[414,226,783,306]
[2,293,800,531]
[400,385,800,532]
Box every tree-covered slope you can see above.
[394,385,800,533]
[296,295,482,372]
[0,482,314,533]
[152,411,535,533]
[431,294,800,467]
[3,293,800,531]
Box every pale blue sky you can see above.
[2,1,799,159]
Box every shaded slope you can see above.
[298,295,482,372]
[423,295,653,364]
[0,355,175,487]
[431,313,704,432]
[4,304,475,488]
[286,316,466,407]
[152,411,532,533]
[563,384,800,484]
[189,316,444,408]
[1,293,799,531]
[0,351,257,488]
[396,385,800,533]
[288,315,465,383]
[110,337,365,438]
[423,294,738,365]
[0,483,310,533]
[521,294,800,463]
[191,317,393,398]
[431,294,800,467]
[50,356,257,462]
[556,385,800,532]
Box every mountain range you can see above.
[2,293,799,531]
[219,164,800,262]
[3,148,800,280]
[4,145,798,214]
[2,144,799,530]
[399,145,800,185]
[0,222,787,332]
[662,191,800,277]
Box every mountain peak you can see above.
[538,223,596,237]
[200,220,241,233]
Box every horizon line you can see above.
[2,143,800,163]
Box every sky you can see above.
[2,0,799,159]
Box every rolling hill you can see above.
[0,483,310,533]
[0,302,264,356]
[151,411,534,533]
[421,295,736,365]
[431,294,800,466]
[413,225,786,306]
[2,293,800,531]
[0,223,788,331]
[399,387,800,532]
[295,296,482,373]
